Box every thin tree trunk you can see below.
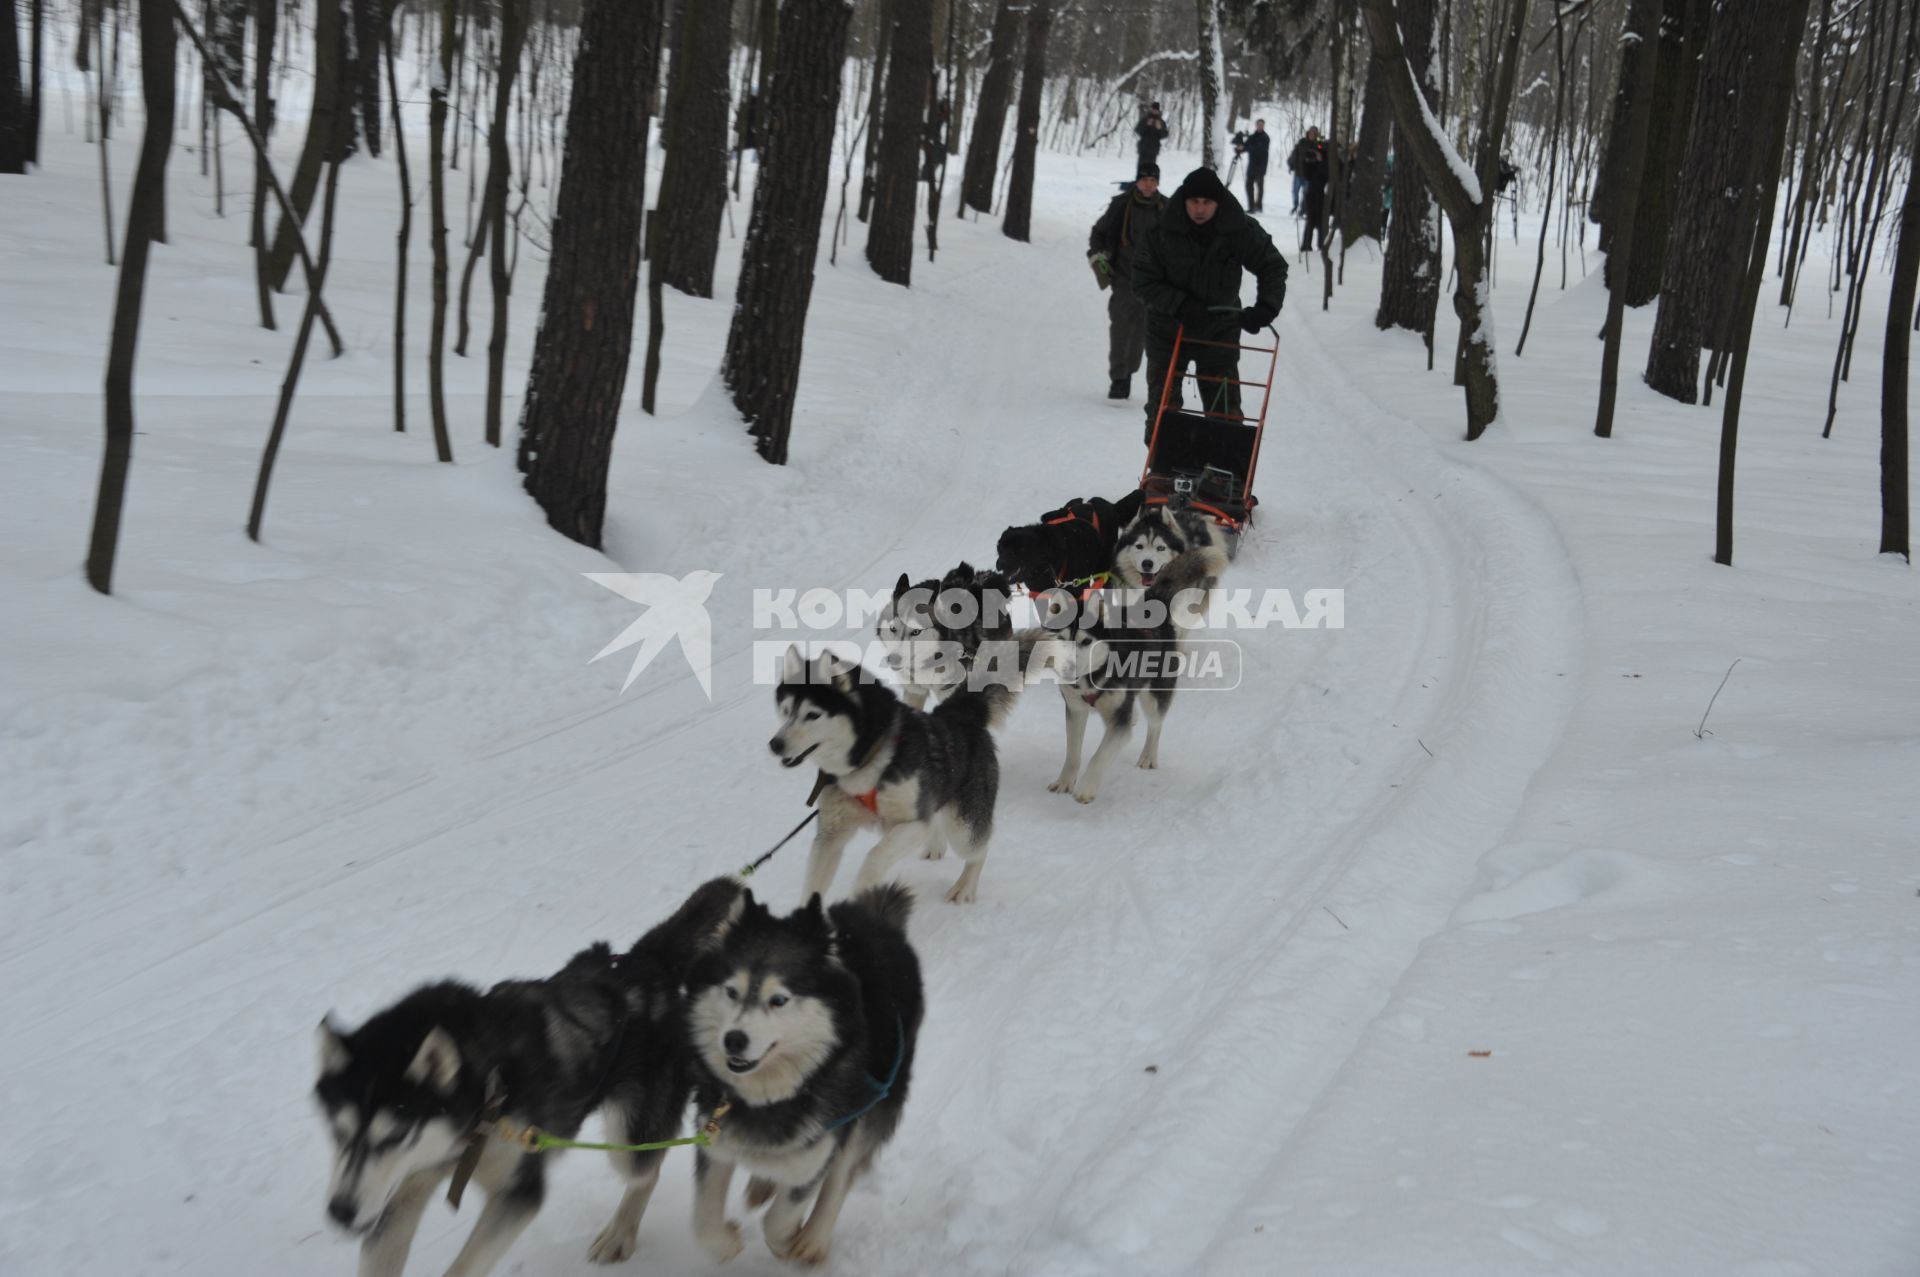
[725,0,854,465]
[1881,121,1917,560]
[857,0,891,223]
[1196,0,1224,169]
[386,15,411,435]
[867,0,932,282]
[266,0,349,291]
[250,133,346,541]
[0,0,30,172]
[1596,2,1659,438]
[352,0,381,156]
[959,0,1017,215]
[427,0,456,463]
[1000,0,1054,243]
[1714,0,1809,565]
[86,0,175,596]
[96,15,113,265]
[1781,0,1835,307]
[484,0,527,447]
[656,0,731,296]
[1515,0,1566,356]
[27,0,43,166]
[250,0,275,327]
[1376,0,1440,338]
[1344,44,1391,246]
[517,0,661,545]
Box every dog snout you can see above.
[723,1029,750,1056]
[768,736,784,756]
[327,1197,360,1230]
[885,651,904,668]
[1140,557,1156,573]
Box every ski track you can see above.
[4,184,1586,1275]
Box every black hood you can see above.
[1164,172,1250,235]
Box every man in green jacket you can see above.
[1088,163,1168,401]
[1132,167,1287,443]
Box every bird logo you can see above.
[585,570,723,698]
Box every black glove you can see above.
[1177,297,1212,331]
[1239,303,1277,333]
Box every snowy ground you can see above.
[3,66,1917,1277]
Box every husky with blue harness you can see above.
[684,885,924,1267]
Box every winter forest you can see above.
[3,0,1918,1272]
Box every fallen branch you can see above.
[1694,658,1742,739]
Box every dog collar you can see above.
[447,1079,508,1210]
[812,726,899,815]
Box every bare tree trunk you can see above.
[517,0,660,545]
[86,0,175,596]
[1596,0,1659,438]
[1780,0,1835,307]
[27,0,44,166]
[484,0,527,448]
[1196,0,1224,169]
[725,0,854,465]
[1878,122,1917,560]
[1515,0,1566,356]
[959,0,1017,215]
[1614,0,1708,306]
[867,0,932,282]
[857,0,890,223]
[0,0,27,173]
[1375,0,1440,339]
[386,14,411,435]
[1000,0,1054,242]
[251,120,346,541]
[250,0,275,326]
[427,0,456,463]
[352,0,381,156]
[1343,45,1391,246]
[655,0,731,296]
[266,0,350,291]
[1362,0,1529,440]
[1645,0,1806,402]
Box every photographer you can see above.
[1136,102,1169,172]
[1288,126,1331,251]
[1233,119,1271,213]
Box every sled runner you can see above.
[1139,322,1279,530]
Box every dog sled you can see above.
[1139,321,1279,531]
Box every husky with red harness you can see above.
[770,646,1015,905]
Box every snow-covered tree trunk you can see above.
[1196,0,1226,169]
[1376,0,1440,337]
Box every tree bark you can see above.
[86,0,175,595]
[1645,0,1805,403]
[517,0,660,545]
[1879,122,1917,561]
[386,14,410,435]
[1614,0,1709,306]
[484,0,527,448]
[655,0,731,297]
[250,0,276,324]
[867,0,932,283]
[1375,0,1440,338]
[1196,0,1225,170]
[724,0,853,465]
[352,0,381,156]
[427,0,457,464]
[958,0,1017,215]
[1000,0,1054,243]
[1596,2,1659,438]
[27,0,43,167]
[266,0,351,291]
[0,0,26,173]
[1343,46,1391,246]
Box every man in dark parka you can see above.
[1132,167,1288,441]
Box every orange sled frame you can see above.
[1139,323,1279,531]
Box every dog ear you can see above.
[799,893,838,948]
[820,652,858,694]
[893,572,911,599]
[404,1026,462,1094]
[781,643,807,684]
[1115,488,1146,525]
[316,1017,352,1075]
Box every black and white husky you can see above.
[873,562,1016,710]
[1043,589,1181,804]
[312,878,740,1277]
[771,644,1011,904]
[686,886,924,1267]
[1110,502,1235,594]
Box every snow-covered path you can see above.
[6,90,1916,1276]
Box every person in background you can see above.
[1237,119,1271,214]
[1136,102,1169,173]
[1289,126,1331,251]
[1132,167,1288,444]
[1088,164,1169,401]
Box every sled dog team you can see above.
[315,491,1234,1276]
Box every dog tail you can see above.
[935,678,1017,732]
[850,881,915,935]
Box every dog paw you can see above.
[588,1221,639,1264]
[697,1221,744,1265]
[784,1225,833,1267]
[1048,778,1074,794]
[944,878,978,905]
[920,842,946,860]
[1073,787,1100,804]
[763,1215,802,1258]
[1136,756,1158,770]
[743,1177,776,1209]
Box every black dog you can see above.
[994,490,1145,592]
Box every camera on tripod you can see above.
[1230,130,1251,153]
